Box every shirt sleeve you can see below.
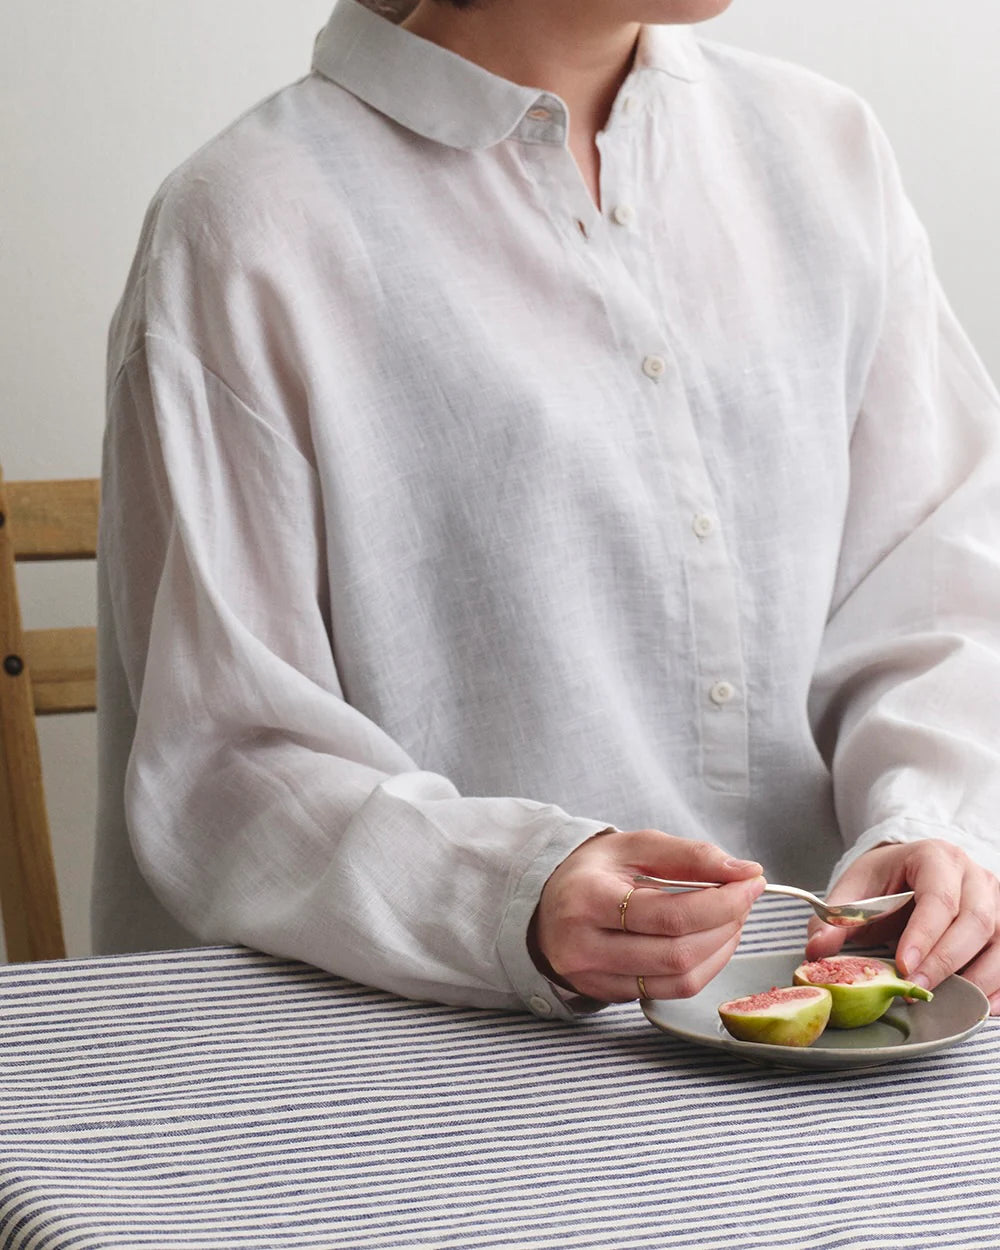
[809,111,1000,886]
[102,331,609,1020]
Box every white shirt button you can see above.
[642,355,667,380]
[612,204,635,227]
[709,680,736,706]
[621,95,638,116]
[529,995,554,1016]
[692,513,716,538]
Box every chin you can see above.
[636,0,735,22]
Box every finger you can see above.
[902,872,999,990]
[580,926,745,1004]
[600,917,746,978]
[892,852,967,982]
[638,925,745,1001]
[956,935,1000,1015]
[841,905,914,951]
[623,831,763,885]
[803,856,889,954]
[622,876,765,937]
[804,907,913,961]
[552,911,745,993]
[803,923,849,962]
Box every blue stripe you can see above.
[0,896,995,1249]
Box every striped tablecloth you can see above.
[0,896,996,1250]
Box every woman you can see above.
[96,0,1000,1017]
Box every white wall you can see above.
[1,0,333,957]
[1,0,997,957]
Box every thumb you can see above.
[803,860,880,961]
[804,918,848,962]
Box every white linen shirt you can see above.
[95,0,1000,1020]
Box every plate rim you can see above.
[641,950,991,1071]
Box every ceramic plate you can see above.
[642,951,990,1071]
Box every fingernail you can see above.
[898,947,920,975]
[989,995,1000,1017]
[909,972,930,990]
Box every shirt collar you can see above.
[311,0,704,152]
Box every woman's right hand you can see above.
[531,828,766,1002]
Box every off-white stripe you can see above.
[0,897,995,1250]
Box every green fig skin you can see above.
[793,956,933,1028]
[718,986,832,1047]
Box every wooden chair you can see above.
[0,466,99,961]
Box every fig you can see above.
[718,985,832,1047]
[793,955,933,1028]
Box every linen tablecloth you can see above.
[0,896,996,1250]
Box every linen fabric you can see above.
[95,0,1000,1019]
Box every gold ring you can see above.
[619,886,636,932]
[637,975,649,999]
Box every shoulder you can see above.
[150,74,359,263]
[694,37,868,114]
[687,36,915,249]
[691,36,885,162]
[110,74,362,368]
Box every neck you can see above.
[401,2,641,142]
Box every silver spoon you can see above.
[632,874,915,928]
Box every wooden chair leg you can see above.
[0,471,66,961]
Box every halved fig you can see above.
[718,985,832,1047]
[793,955,933,1028]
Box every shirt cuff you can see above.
[496,817,615,1022]
[828,816,1000,889]
[547,978,609,1016]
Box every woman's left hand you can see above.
[804,839,1000,1015]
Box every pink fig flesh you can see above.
[796,956,883,985]
[793,955,932,1028]
[718,985,832,1047]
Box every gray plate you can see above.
[642,951,990,1071]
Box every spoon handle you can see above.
[754,882,821,905]
[632,875,819,905]
[632,876,727,890]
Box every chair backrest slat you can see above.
[24,627,98,715]
[0,466,98,962]
[6,479,99,561]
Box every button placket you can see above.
[631,339,748,794]
[597,123,640,249]
[568,123,748,798]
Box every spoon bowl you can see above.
[632,875,915,928]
